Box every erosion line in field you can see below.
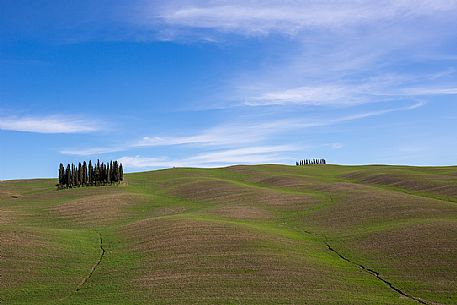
[325,243,430,304]
[57,232,106,303]
[322,195,430,305]
[75,232,106,292]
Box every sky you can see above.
[1,0,457,179]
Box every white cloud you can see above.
[323,101,425,124]
[119,144,298,169]
[117,156,171,168]
[397,87,457,96]
[61,101,423,157]
[247,84,371,106]
[427,68,456,80]
[60,146,124,156]
[245,75,457,107]
[135,121,285,147]
[329,143,344,149]
[188,145,298,164]
[125,0,457,114]
[135,0,457,37]
[0,115,101,134]
[60,120,288,155]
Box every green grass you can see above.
[1,164,457,304]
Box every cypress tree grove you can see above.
[57,160,124,189]
[295,158,327,166]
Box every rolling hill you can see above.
[1,164,456,305]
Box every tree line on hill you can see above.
[296,159,326,166]
[58,160,123,189]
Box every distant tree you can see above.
[58,163,65,187]
[101,163,103,184]
[107,162,111,184]
[70,164,74,187]
[82,161,87,185]
[109,162,112,183]
[95,160,100,186]
[103,163,108,184]
[66,164,71,188]
[75,163,80,187]
[119,164,124,181]
[88,160,93,185]
[113,161,119,182]
[73,163,77,186]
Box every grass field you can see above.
[1,164,456,304]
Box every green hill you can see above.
[1,164,456,304]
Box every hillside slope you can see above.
[1,164,456,305]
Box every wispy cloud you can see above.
[124,1,457,115]
[396,87,457,96]
[61,101,423,156]
[245,73,457,107]
[188,145,298,164]
[119,144,298,169]
[269,101,426,131]
[117,156,171,168]
[246,84,373,106]
[328,101,425,122]
[59,146,123,156]
[137,102,424,148]
[134,1,457,37]
[135,120,286,147]
[0,115,102,134]
[60,121,284,156]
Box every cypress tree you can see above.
[114,161,120,183]
[66,164,71,188]
[107,162,111,184]
[76,163,81,187]
[73,163,77,186]
[95,160,100,185]
[70,164,74,187]
[100,163,103,184]
[75,166,79,187]
[82,161,87,185]
[119,164,124,182]
[109,162,112,183]
[103,163,107,184]
[58,163,64,186]
[105,163,108,184]
[88,160,93,185]
[73,163,76,186]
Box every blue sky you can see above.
[1,0,457,179]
